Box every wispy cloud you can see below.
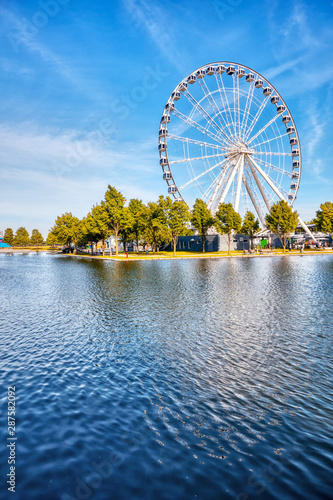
[264,56,306,81]
[265,0,333,94]
[280,2,323,50]
[122,0,184,72]
[300,99,331,184]
[0,5,105,100]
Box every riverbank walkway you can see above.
[60,249,333,261]
[1,248,332,261]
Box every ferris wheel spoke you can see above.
[253,132,290,148]
[233,74,241,138]
[234,154,244,213]
[172,108,224,145]
[183,90,230,146]
[201,169,227,203]
[179,158,228,190]
[247,155,288,202]
[247,113,281,145]
[242,174,266,227]
[201,162,231,203]
[240,82,255,140]
[251,155,293,177]
[215,73,238,137]
[244,96,270,140]
[197,79,232,137]
[184,90,235,145]
[253,151,293,156]
[168,133,227,151]
[169,153,224,165]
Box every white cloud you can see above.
[0,123,163,235]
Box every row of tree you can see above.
[47,186,192,257]
[47,186,333,256]
[4,196,332,255]
[3,227,44,247]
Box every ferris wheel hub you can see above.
[226,141,254,159]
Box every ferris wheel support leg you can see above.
[211,167,235,214]
[248,155,286,201]
[207,166,229,211]
[219,157,241,205]
[297,217,317,241]
[242,175,266,228]
[249,156,317,242]
[234,155,244,213]
[246,157,271,212]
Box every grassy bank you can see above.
[66,248,333,261]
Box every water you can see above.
[0,253,332,500]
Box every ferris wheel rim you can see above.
[159,61,301,221]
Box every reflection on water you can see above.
[0,254,332,500]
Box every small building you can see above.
[162,234,253,252]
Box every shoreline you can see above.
[58,250,333,261]
[1,248,332,261]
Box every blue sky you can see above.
[0,0,332,237]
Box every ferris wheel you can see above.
[158,61,305,230]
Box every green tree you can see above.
[128,198,146,253]
[241,211,260,249]
[46,230,60,246]
[265,200,299,252]
[90,204,111,256]
[143,196,170,253]
[80,214,99,255]
[50,213,81,254]
[156,227,173,252]
[3,228,14,246]
[167,199,191,256]
[191,199,215,253]
[215,203,242,255]
[12,227,30,247]
[30,229,44,246]
[119,207,135,253]
[315,202,333,233]
[102,185,127,256]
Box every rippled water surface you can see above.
[0,253,332,500]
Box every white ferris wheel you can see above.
[158,61,310,233]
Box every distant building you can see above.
[162,228,332,252]
[102,226,332,254]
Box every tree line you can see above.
[3,191,332,255]
[47,185,253,256]
[3,228,44,247]
[46,184,333,256]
